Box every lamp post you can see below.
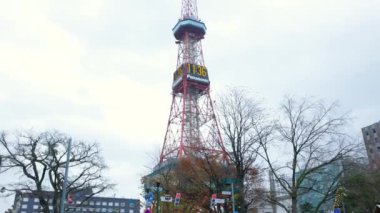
[59,139,72,213]
[156,182,160,213]
[223,178,237,213]
[231,182,236,213]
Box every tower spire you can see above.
[181,0,198,19]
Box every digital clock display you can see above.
[172,63,210,89]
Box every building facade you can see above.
[297,162,343,213]
[252,162,343,213]
[8,191,140,213]
[362,121,380,170]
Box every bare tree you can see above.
[216,88,270,213]
[0,130,113,213]
[258,97,355,213]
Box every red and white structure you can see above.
[159,0,227,164]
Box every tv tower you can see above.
[159,0,227,164]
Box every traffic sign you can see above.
[211,194,217,206]
[67,193,73,205]
[215,198,225,204]
[223,178,238,184]
[150,186,163,192]
[146,201,152,208]
[222,191,232,195]
[175,193,181,198]
[148,192,154,201]
[161,195,173,202]
[174,193,181,206]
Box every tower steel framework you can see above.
[159,0,227,164]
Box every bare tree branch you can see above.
[259,97,356,213]
[216,88,269,213]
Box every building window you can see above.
[22,197,29,202]
[108,202,113,206]
[102,202,107,206]
[90,201,94,205]
[115,202,119,207]
[34,198,39,203]
[102,208,107,212]
[120,202,125,207]
[21,204,28,209]
[373,129,377,134]
[120,209,125,213]
[377,147,380,153]
[129,210,134,213]
[33,204,39,209]
[96,201,101,205]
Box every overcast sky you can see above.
[1,0,379,211]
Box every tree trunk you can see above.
[39,197,50,213]
[291,197,297,213]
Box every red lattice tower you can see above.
[159,0,227,164]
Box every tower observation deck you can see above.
[159,0,227,164]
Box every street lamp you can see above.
[231,182,236,213]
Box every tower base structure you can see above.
[160,85,227,164]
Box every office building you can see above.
[297,161,343,213]
[7,190,140,213]
[362,121,380,170]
